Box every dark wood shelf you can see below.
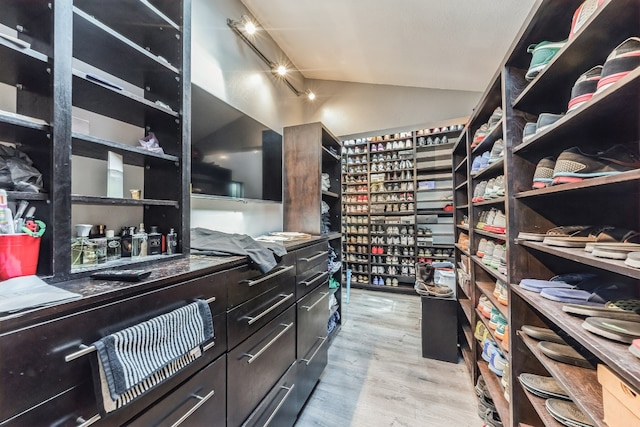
[461,322,474,349]
[322,190,340,199]
[471,120,503,155]
[416,209,454,215]
[512,0,639,115]
[513,66,640,157]
[0,110,51,145]
[455,158,467,173]
[72,132,179,166]
[6,191,49,201]
[350,283,417,295]
[322,146,340,161]
[457,224,469,231]
[518,333,604,427]
[455,244,470,257]
[461,343,474,381]
[477,360,510,427]
[473,196,505,207]
[472,255,508,283]
[73,7,179,98]
[515,169,640,199]
[455,181,468,191]
[344,260,369,265]
[513,285,640,392]
[0,2,53,52]
[415,164,452,173]
[475,308,508,355]
[72,69,179,132]
[470,158,504,180]
[476,280,507,318]
[0,36,51,96]
[71,194,179,207]
[459,298,472,324]
[474,228,507,240]
[76,0,180,67]
[519,240,640,280]
[519,386,563,427]
[416,141,456,151]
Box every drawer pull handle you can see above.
[301,336,327,366]
[263,384,296,427]
[76,414,101,426]
[170,390,215,427]
[301,292,329,311]
[245,322,294,364]
[299,251,328,263]
[64,296,217,362]
[243,265,294,287]
[203,341,216,352]
[300,271,328,287]
[246,293,294,325]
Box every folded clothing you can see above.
[93,300,213,410]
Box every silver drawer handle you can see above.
[299,251,328,263]
[301,336,327,366]
[301,292,329,312]
[263,384,296,427]
[246,293,294,325]
[245,322,294,364]
[76,414,101,427]
[64,296,217,362]
[203,341,216,352]
[243,265,294,287]
[300,271,328,287]
[170,390,215,427]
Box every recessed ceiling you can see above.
[241,0,538,92]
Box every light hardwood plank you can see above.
[296,289,479,426]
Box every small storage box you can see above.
[0,234,41,280]
[597,364,640,427]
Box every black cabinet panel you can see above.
[242,362,298,427]
[228,262,295,309]
[296,283,330,358]
[296,337,327,412]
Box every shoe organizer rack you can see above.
[0,0,191,281]
[454,0,640,426]
[341,126,463,294]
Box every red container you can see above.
[0,234,41,280]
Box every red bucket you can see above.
[0,234,41,281]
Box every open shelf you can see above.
[515,170,640,199]
[477,361,510,427]
[476,308,508,355]
[476,280,507,318]
[472,256,508,283]
[474,228,507,240]
[459,298,472,324]
[71,132,179,166]
[71,194,179,207]
[519,386,563,427]
[519,240,640,280]
[514,285,640,392]
[518,333,604,427]
[470,158,504,181]
[471,120,503,155]
[473,196,505,207]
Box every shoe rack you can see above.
[454,1,640,426]
[342,126,463,294]
[0,0,191,281]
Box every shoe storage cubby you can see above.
[0,0,191,281]
[341,126,464,294]
[454,1,640,426]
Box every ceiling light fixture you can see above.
[227,16,314,99]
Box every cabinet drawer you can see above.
[294,242,328,276]
[227,306,296,427]
[297,284,330,358]
[228,262,296,309]
[0,268,232,423]
[296,266,328,301]
[297,336,328,411]
[242,361,298,427]
[227,278,295,350]
[128,355,226,427]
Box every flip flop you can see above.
[537,341,593,369]
[517,231,546,241]
[519,272,596,293]
[563,301,640,322]
[521,325,565,344]
[582,317,640,344]
[545,399,594,427]
[630,339,640,359]
[518,373,570,400]
[625,252,640,268]
[591,243,640,260]
[543,225,615,248]
[540,283,636,305]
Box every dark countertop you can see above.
[0,235,329,332]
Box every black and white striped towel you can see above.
[93,300,213,411]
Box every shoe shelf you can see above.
[519,387,564,427]
[461,342,475,382]
[71,133,179,166]
[454,181,468,192]
[475,280,508,319]
[351,282,416,295]
[513,0,639,115]
[470,158,505,180]
[0,36,50,84]
[518,333,605,427]
[513,66,640,156]
[455,244,470,257]
[461,322,474,351]
[475,308,509,356]
[459,296,473,323]
[519,240,640,280]
[473,196,505,207]
[472,255,508,284]
[5,192,49,202]
[454,158,468,172]
[71,194,179,207]
[344,260,369,266]
[457,224,470,231]
[322,190,340,199]
[474,229,507,241]
[515,169,640,199]
[477,360,511,427]
[513,285,640,391]
[471,120,504,155]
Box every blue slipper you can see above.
[520,272,597,293]
[541,283,636,305]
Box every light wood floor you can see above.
[296,289,479,427]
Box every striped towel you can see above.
[93,300,213,411]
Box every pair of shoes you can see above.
[531,143,640,188]
[518,373,570,400]
[471,151,491,174]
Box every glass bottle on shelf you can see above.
[132,223,148,258]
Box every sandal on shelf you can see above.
[582,317,640,344]
[517,231,546,241]
[545,399,594,427]
[562,300,640,322]
[519,272,596,293]
[540,282,636,305]
[520,325,565,344]
[518,373,570,400]
[591,243,640,259]
[536,341,593,369]
[625,252,640,268]
[542,225,614,248]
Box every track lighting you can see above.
[227,16,315,99]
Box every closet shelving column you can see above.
[503,0,640,425]
[341,139,371,286]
